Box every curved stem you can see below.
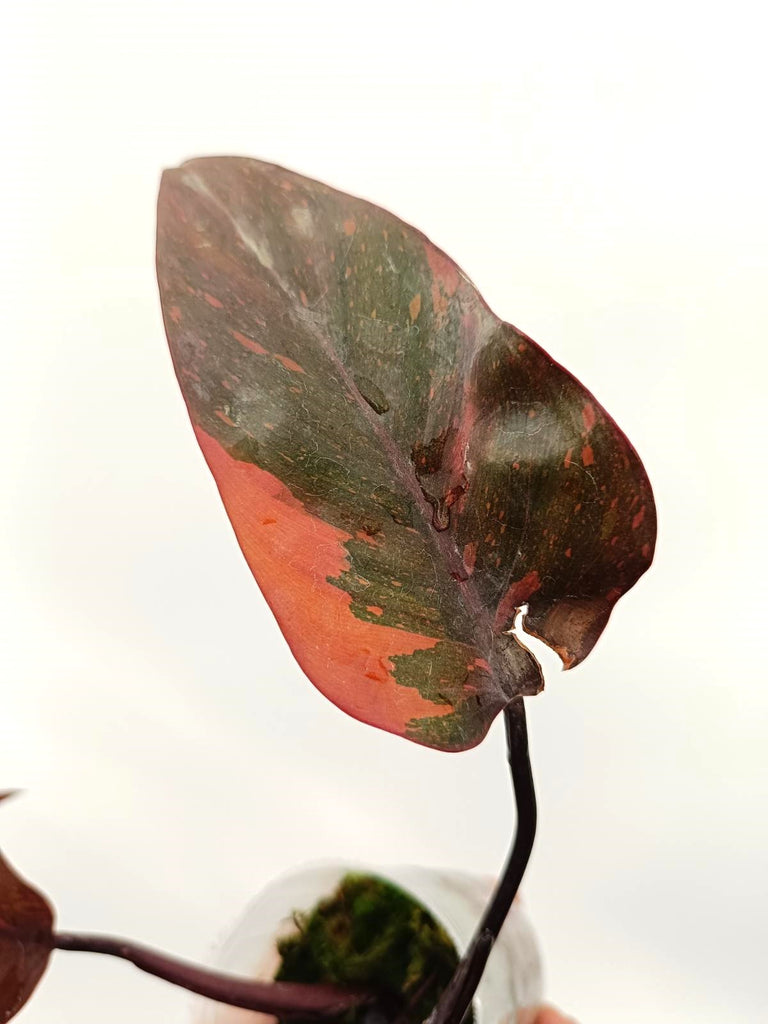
[53,931,372,1019]
[428,697,537,1024]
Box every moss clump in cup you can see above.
[275,873,469,1024]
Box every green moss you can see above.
[275,873,469,1024]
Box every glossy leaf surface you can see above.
[0,844,53,1021]
[157,158,656,751]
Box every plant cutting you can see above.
[0,158,656,1023]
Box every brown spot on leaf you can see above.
[411,427,450,477]
[354,374,390,414]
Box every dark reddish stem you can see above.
[428,697,537,1024]
[53,931,372,1019]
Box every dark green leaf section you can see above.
[157,157,656,750]
[399,635,538,748]
[275,873,469,1024]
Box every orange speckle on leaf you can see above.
[231,329,268,355]
[463,541,477,574]
[204,292,224,308]
[262,518,277,526]
[169,305,182,324]
[214,409,235,426]
[343,218,356,236]
[632,505,646,529]
[274,354,306,374]
[582,403,596,433]
[426,246,460,297]
[581,445,595,467]
[366,606,384,617]
[409,293,422,321]
[299,289,308,307]
[345,265,353,279]
[565,548,572,558]
[356,530,380,548]
[564,448,573,469]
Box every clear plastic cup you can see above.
[195,862,543,1024]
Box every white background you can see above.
[1,2,766,1022]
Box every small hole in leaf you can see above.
[505,604,564,676]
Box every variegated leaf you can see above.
[157,158,656,751]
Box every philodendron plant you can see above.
[0,159,655,1024]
